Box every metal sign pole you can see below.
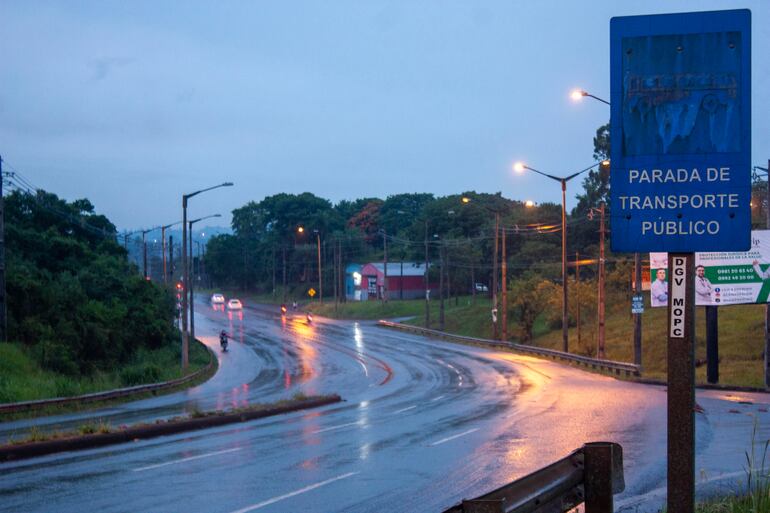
[667,252,695,513]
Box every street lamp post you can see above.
[461,196,501,339]
[141,227,160,280]
[314,230,322,303]
[297,226,323,302]
[161,221,182,285]
[181,182,232,370]
[188,214,221,345]
[514,161,599,353]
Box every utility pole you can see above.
[333,239,339,311]
[576,251,581,348]
[0,155,6,343]
[492,212,499,340]
[501,225,507,341]
[169,236,174,281]
[315,231,322,303]
[181,196,189,369]
[162,226,168,284]
[189,221,195,343]
[271,246,276,297]
[282,246,287,302]
[634,251,642,366]
[424,219,430,328]
[597,204,607,359]
[142,230,148,280]
[439,242,445,330]
[382,229,388,303]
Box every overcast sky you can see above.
[1,0,767,231]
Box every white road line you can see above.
[429,428,479,447]
[228,472,359,513]
[431,395,445,402]
[132,448,242,472]
[357,360,369,376]
[312,421,363,434]
[393,405,416,414]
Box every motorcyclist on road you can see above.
[219,330,230,351]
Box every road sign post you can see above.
[667,253,696,511]
[610,10,751,513]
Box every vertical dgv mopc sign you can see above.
[610,9,751,253]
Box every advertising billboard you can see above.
[650,230,770,307]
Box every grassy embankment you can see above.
[0,340,211,403]
[289,292,767,388]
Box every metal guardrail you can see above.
[442,442,624,513]
[0,344,216,414]
[377,321,641,377]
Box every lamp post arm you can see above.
[584,92,611,105]
[564,163,601,182]
[184,182,234,201]
[523,165,563,183]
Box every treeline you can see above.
[5,190,179,376]
[204,189,614,301]
[205,124,615,300]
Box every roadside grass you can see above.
[0,338,212,404]
[531,292,767,388]
[254,287,770,388]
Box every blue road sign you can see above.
[610,10,751,253]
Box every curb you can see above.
[634,377,770,394]
[0,395,342,462]
[0,340,216,415]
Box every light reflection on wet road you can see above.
[0,297,768,512]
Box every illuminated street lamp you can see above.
[461,196,502,339]
[570,88,611,106]
[297,226,323,303]
[514,161,600,353]
[181,181,233,370]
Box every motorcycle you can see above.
[280,304,287,315]
[220,332,229,352]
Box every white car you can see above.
[211,293,225,304]
[227,299,243,310]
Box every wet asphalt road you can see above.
[1,297,769,512]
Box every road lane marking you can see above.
[429,428,479,447]
[393,405,416,414]
[431,395,445,402]
[132,448,242,472]
[228,472,359,513]
[312,421,364,434]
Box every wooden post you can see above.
[667,252,696,513]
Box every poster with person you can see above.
[650,230,770,307]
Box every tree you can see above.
[509,274,556,342]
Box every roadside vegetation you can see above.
[3,392,337,449]
[203,123,770,390]
[0,190,198,403]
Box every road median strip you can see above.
[0,394,342,462]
